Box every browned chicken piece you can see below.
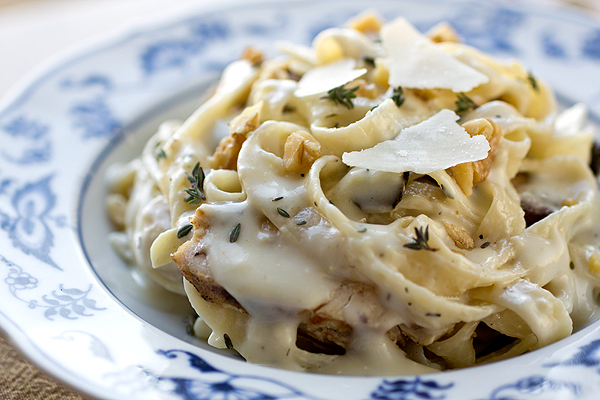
[173,207,405,355]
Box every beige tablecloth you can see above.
[0,0,598,399]
[0,335,88,400]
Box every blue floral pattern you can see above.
[0,175,64,269]
[1,116,51,164]
[151,350,322,400]
[0,254,105,320]
[62,74,122,138]
[141,20,230,74]
[478,375,580,400]
[370,377,453,400]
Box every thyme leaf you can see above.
[403,225,437,252]
[154,141,167,160]
[229,223,241,243]
[455,92,477,114]
[177,224,193,239]
[184,162,206,205]
[527,71,539,92]
[223,333,234,350]
[391,86,405,107]
[321,85,359,109]
[277,207,290,218]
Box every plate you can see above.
[2,0,600,398]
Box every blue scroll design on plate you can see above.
[119,349,324,400]
[141,20,230,75]
[62,74,122,139]
[545,338,600,371]
[0,175,65,269]
[369,377,454,400]
[445,5,525,54]
[582,29,600,61]
[478,375,580,400]
[0,116,52,165]
[0,254,105,320]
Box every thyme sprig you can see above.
[391,86,405,107]
[322,85,359,109]
[455,93,477,114]
[404,225,437,252]
[184,162,206,205]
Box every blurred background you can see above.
[0,0,598,399]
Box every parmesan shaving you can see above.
[342,109,490,174]
[380,17,489,92]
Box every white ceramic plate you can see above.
[2,0,600,398]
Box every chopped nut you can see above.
[241,46,263,65]
[442,221,475,250]
[210,134,246,170]
[209,103,262,170]
[561,198,578,207]
[427,22,461,43]
[347,11,384,33]
[448,118,503,197]
[353,79,380,99]
[283,130,321,173]
[589,253,600,274]
[228,102,262,137]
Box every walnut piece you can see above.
[347,11,384,33]
[241,46,263,66]
[427,22,461,43]
[448,118,502,197]
[442,221,475,250]
[283,130,321,174]
[209,103,262,170]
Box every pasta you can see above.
[106,11,600,375]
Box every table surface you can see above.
[0,0,599,399]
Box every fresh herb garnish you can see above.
[277,207,290,218]
[426,312,441,317]
[363,56,375,66]
[184,314,197,336]
[358,227,367,233]
[272,196,283,202]
[184,162,206,205]
[391,86,405,107]
[322,85,359,109]
[154,141,167,160]
[296,220,307,226]
[527,71,539,92]
[229,223,241,243]
[455,92,477,113]
[223,333,234,350]
[177,224,193,239]
[403,225,437,252]
[480,241,491,249]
